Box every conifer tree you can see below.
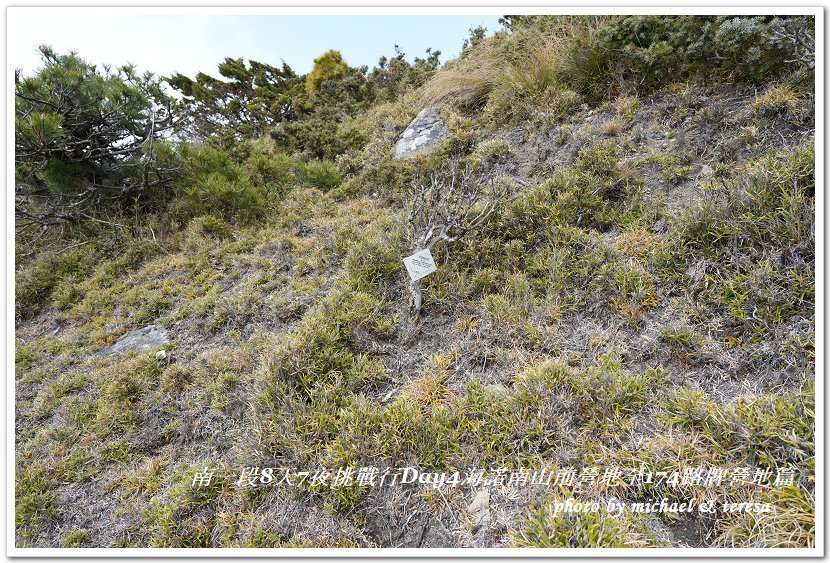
[168,57,304,143]
[15,46,174,236]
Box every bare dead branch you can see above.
[404,156,514,316]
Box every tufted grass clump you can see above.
[511,494,657,547]
[252,288,393,466]
[423,18,601,123]
[674,142,813,258]
[715,484,815,548]
[94,352,164,438]
[15,242,103,321]
[570,354,665,422]
[663,383,814,467]
[671,142,814,342]
[16,464,58,542]
[144,462,230,548]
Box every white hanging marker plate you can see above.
[403,248,437,282]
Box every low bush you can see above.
[425,15,813,122]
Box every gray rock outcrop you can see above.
[96,325,169,358]
[393,107,447,158]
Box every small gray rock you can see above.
[472,512,491,533]
[393,107,447,159]
[468,488,490,515]
[484,383,509,399]
[468,489,491,530]
[42,322,61,337]
[96,325,169,358]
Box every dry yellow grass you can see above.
[600,120,623,136]
[613,226,661,258]
[421,18,610,116]
[743,84,805,119]
[399,373,452,408]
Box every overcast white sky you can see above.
[9,8,503,81]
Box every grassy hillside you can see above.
[15,15,815,548]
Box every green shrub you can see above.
[173,144,268,223]
[243,150,294,195]
[590,15,814,94]
[296,160,341,191]
[183,172,264,223]
[16,243,102,320]
[279,111,369,161]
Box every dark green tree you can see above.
[462,25,488,51]
[367,45,441,103]
[275,50,372,159]
[15,46,175,238]
[168,57,305,144]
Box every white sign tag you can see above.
[403,248,437,282]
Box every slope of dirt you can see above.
[15,78,815,548]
